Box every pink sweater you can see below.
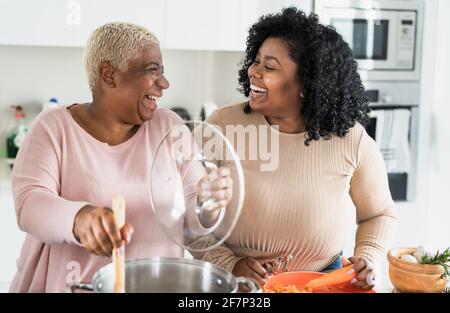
[9,105,208,292]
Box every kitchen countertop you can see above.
[373,260,395,293]
[374,281,395,293]
[0,282,10,293]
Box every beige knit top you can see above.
[191,102,397,273]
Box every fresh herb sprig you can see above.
[420,247,450,279]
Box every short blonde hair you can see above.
[84,22,159,91]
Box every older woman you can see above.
[10,22,232,292]
[194,7,396,290]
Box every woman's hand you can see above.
[197,166,233,227]
[233,258,268,286]
[73,205,134,257]
[348,256,376,290]
[232,257,280,291]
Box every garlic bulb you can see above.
[413,246,433,262]
[400,254,419,263]
[413,246,425,261]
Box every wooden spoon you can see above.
[112,196,126,293]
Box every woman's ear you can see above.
[99,61,116,88]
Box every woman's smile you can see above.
[249,83,268,101]
[142,94,158,110]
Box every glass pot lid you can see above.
[150,120,244,252]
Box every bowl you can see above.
[388,247,448,293]
[263,271,375,293]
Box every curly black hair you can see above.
[238,7,370,145]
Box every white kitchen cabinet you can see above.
[0,0,166,47]
[164,0,313,51]
[164,0,242,51]
[0,0,312,50]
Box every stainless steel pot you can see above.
[70,257,261,293]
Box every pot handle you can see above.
[235,277,262,293]
[69,282,94,293]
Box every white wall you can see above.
[424,0,450,252]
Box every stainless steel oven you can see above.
[363,81,419,201]
[315,0,424,80]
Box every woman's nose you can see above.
[158,74,170,90]
[248,64,262,79]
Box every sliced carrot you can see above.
[304,265,355,291]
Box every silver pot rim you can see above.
[92,257,236,285]
[70,257,261,293]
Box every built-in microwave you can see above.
[314,0,424,80]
